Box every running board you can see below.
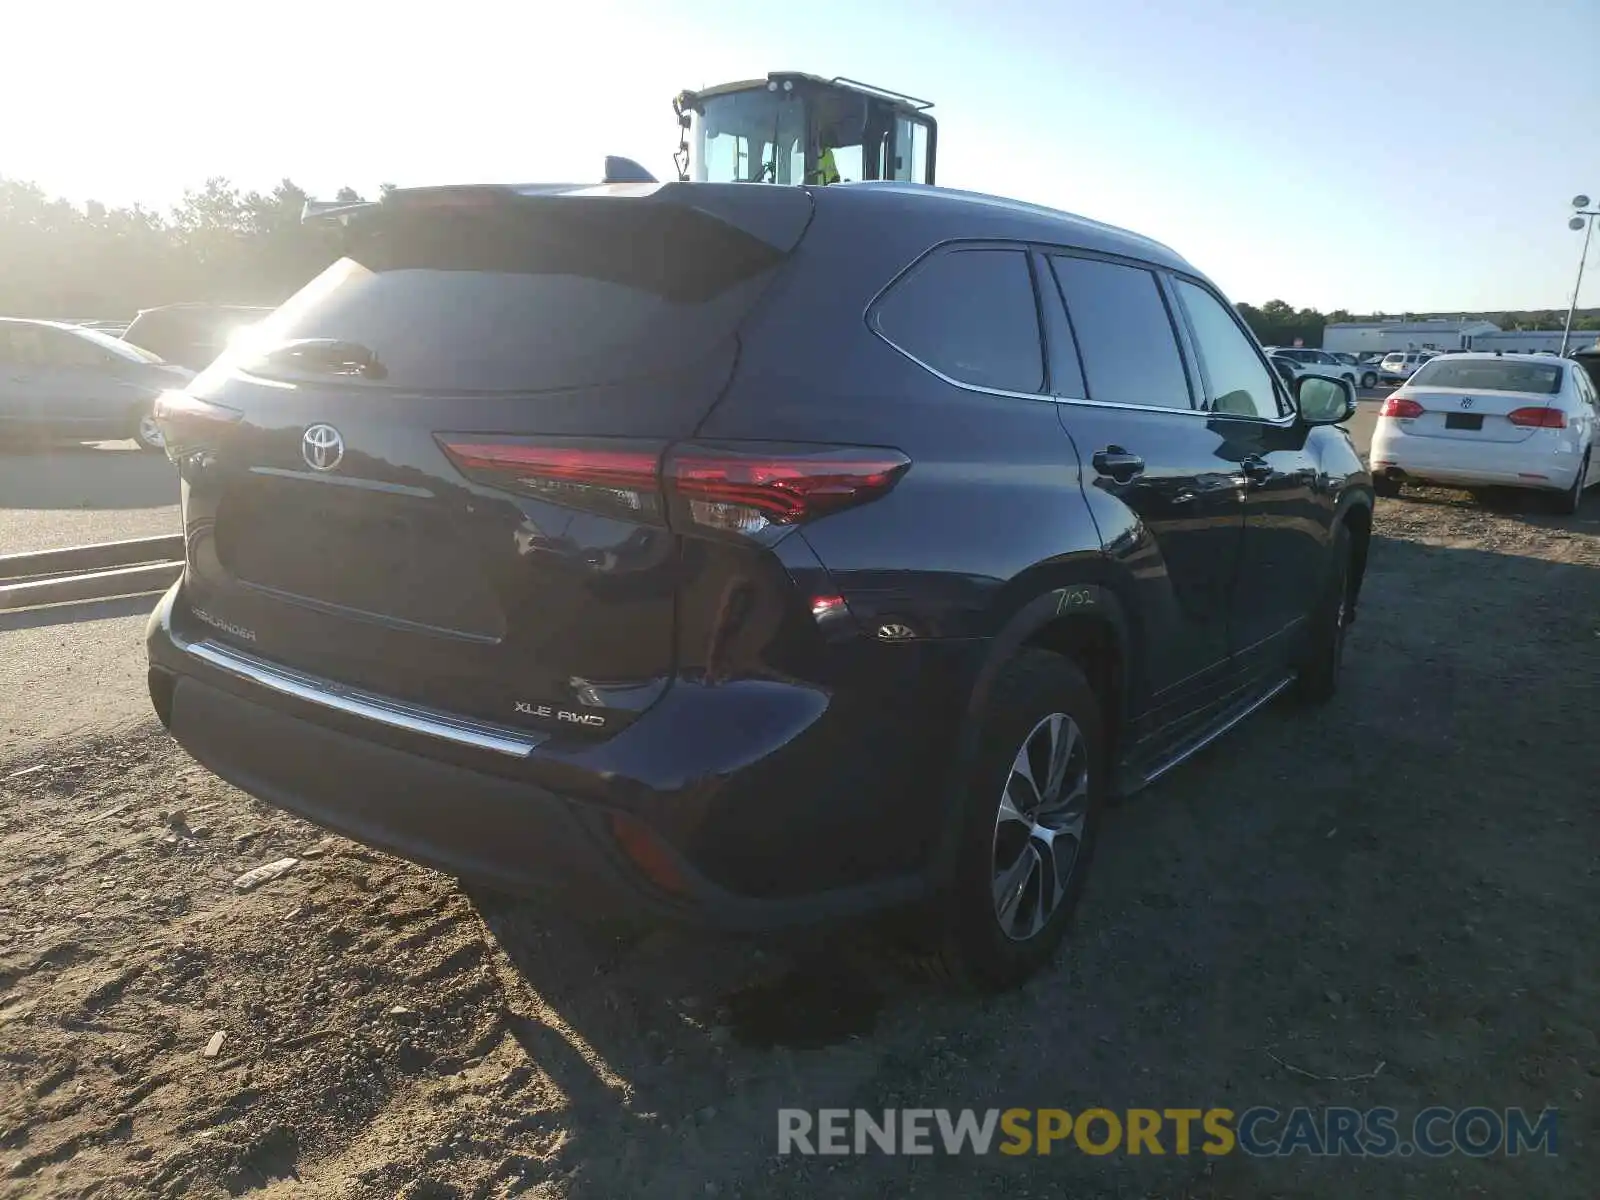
[1118,674,1295,795]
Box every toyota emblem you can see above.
[302,424,344,472]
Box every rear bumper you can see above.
[162,669,658,913]
[145,581,960,931]
[1370,426,1583,491]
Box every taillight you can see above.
[1379,395,1424,419]
[436,437,911,537]
[1507,406,1566,429]
[664,442,911,538]
[153,389,242,461]
[436,437,665,522]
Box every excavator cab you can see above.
[674,73,936,187]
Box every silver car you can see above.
[0,318,194,450]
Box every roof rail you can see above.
[830,77,934,111]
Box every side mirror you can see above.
[1295,374,1356,425]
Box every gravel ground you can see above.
[1,486,1597,1199]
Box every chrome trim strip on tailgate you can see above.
[181,637,543,758]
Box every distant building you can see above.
[1466,329,1600,354]
[1322,319,1501,355]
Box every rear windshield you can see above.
[229,200,787,393]
[1409,358,1563,395]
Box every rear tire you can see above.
[1373,474,1401,498]
[1297,523,1352,705]
[1360,371,1378,389]
[922,649,1105,992]
[1551,448,1590,515]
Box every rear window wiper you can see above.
[248,338,388,380]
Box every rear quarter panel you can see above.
[694,193,1113,877]
[697,193,1108,643]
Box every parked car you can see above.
[121,302,276,371]
[1267,354,1301,389]
[1370,352,1597,512]
[1326,352,1381,388]
[0,318,193,450]
[1572,346,1600,394]
[146,180,1373,989]
[1264,347,1366,391]
[1378,350,1437,384]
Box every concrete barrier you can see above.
[0,561,183,612]
[0,534,184,612]
[0,534,184,583]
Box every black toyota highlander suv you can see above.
[146,180,1372,989]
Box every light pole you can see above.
[1560,193,1597,356]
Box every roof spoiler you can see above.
[301,158,659,224]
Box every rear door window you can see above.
[1049,255,1192,410]
[226,199,792,393]
[873,246,1044,394]
[0,326,49,367]
[41,329,113,369]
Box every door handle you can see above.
[1240,455,1273,485]
[1091,446,1145,482]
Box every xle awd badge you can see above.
[302,424,344,472]
[515,701,607,728]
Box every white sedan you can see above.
[1369,352,1598,513]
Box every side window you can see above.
[1049,255,1191,410]
[874,247,1044,393]
[40,330,109,369]
[891,116,931,183]
[1174,279,1282,419]
[1,327,50,367]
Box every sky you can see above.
[3,0,1596,313]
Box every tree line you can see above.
[1234,299,1600,349]
[0,175,387,319]
[3,174,1598,340]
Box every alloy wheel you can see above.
[137,412,165,450]
[991,712,1090,942]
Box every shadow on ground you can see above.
[0,593,160,633]
[0,443,178,511]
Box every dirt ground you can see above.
[2,486,1597,1199]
